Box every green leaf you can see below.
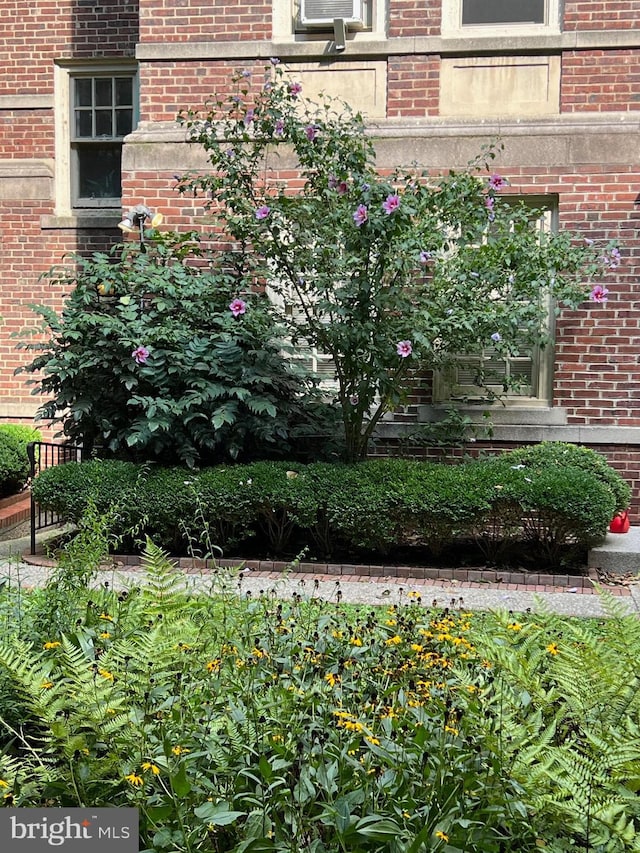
[193,802,245,826]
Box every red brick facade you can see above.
[2,0,640,510]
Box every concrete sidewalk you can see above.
[1,527,638,618]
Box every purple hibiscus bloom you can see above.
[382,194,400,215]
[229,298,248,317]
[353,204,368,227]
[132,345,150,365]
[396,340,413,358]
[589,285,609,303]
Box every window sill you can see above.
[41,213,121,230]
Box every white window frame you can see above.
[54,61,138,217]
[434,197,557,408]
[441,0,561,37]
[267,282,338,390]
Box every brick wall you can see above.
[562,50,640,111]
[138,0,271,44]
[388,0,441,37]
[563,0,640,29]
[387,56,440,117]
[139,61,246,123]
[0,0,138,93]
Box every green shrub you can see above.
[18,230,340,467]
[0,424,42,498]
[29,443,626,568]
[507,441,631,512]
[30,459,140,522]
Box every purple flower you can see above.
[243,109,255,126]
[241,69,252,78]
[288,82,302,99]
[274,119,284,136]
[255,205,271,220]
[491,332,501,343]
[337,181,348,195]
[305,124,318,141]
[602,247,621,269]
[488,173,507,191]
[589,285,609,303]
[419,250,432,264]
[270,57,280,65]
[396,340,413,358]
[132,346,150,365]
[349,394,359,406]
[485,196,495,220]
[229,298,247,317]
[353,204,368,227]
[328,175,338,189]
[382,194,400,215]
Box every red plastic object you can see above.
[609,510,630,534]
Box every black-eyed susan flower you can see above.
[546,642,559,655]
[435,830,449,842]
[43,641,61,650]
[507,622,523,632]
[125,773,144,787]
[141,761,160,775]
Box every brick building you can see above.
[1,1,640,508]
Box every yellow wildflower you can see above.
[41,680,54,689]
[125,773,144,787]
[172,745,189,756]
[206,659,221,673]
[0,780,9,789]
[99,613,113,621]
[546,642,559,656]
[99,632,111,640]
[350,637,363,646]
[325,673,341,687]
[435,830,449,842]
[386,635,402,646]
[444,725,459,736]
[507,622,523,632]
[98,668,114,681]
[365,736,380,746]
[141,761,160,775]
[43,641,61,650]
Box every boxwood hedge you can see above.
[30,442,626,568]
[0,425,42,498]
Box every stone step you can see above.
[588,528,640,576]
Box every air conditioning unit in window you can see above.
[300,0,364,27]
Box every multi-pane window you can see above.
[461,0,544,26]
[441,0,559,35]
[71,74,136,207]
[435,199,556,406]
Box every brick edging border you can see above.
[20,550,614,592]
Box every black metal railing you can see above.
[27,441,83,555]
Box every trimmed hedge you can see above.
[30,443,626,568]
[0,425,42,498]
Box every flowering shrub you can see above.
[178,62,620,461]
[18,229,339,466]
